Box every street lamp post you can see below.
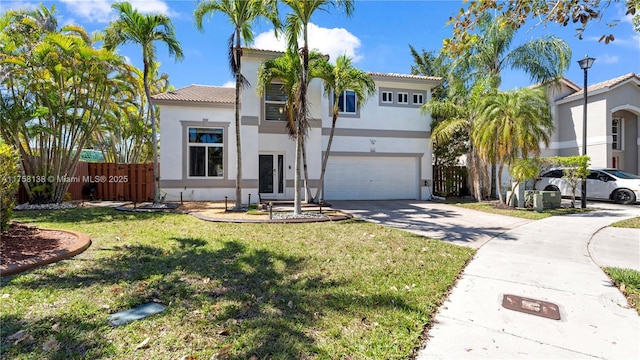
[577,55,595,209]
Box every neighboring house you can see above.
[543,73,640,174]
[152,48,442,201]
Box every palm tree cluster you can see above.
[0,3,182,204]
[424,13,569,202]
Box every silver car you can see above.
[535,168,640,205]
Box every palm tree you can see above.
[104,1,184,204]
[433,13,570,200]
[194,0,279,209]
[281,0,354,214]
[472,87,553,203]
[256,49,329,201]
[461,13,571,89]
[459,13,570,198]
[92,62,170,164]
[427,79,491,201]
[314,55,375,201]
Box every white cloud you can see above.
[221,80,235,88]
[4,1,39,11]
[130,0,173,16]
[253,23,362,63]
[596,54,620,64]
[60,0,113,23]
[59,0,174,24]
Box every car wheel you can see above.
[544,185,560,192]
[613,189,636,205]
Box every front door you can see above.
[259,154,285,198]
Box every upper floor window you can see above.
[381,90,393,103]
[188,128,224,177]
[265,83,287,121]
[337,90,357,114]
[612,117,623,150]
[412,93,424,105]
[397,92,408,104]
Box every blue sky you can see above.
[5,0,640,91]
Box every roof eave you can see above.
[151,98,235,108]
[370,73,443,87]
[556,76,640,104]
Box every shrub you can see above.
[0,143,21,231]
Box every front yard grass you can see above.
[454,201,588,220]
[610,216,640,229]
[603,267,640,315]
[1,207,474,359]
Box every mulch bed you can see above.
[0,223,78,276]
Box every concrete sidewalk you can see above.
[417,206,640,359]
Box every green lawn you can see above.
[1,208,474,359]
[610,217,640,229]
[603,267,640,315]
[454,202,589,220]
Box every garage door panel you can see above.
[324,156,418,200]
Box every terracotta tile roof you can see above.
[369,72,442,82]
[561,77,581,91]
[562,73,639,100]
[152,85,235,104]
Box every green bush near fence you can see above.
[0,142,20,231]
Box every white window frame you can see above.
[265,83,287,121]
[412,93,424,105]
[397,92,408,104]
[187,127,224,178]
[612,117,623,151]
[337,90,357,114]
[381,90,393,104]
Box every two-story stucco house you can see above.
[542,73,640,174]
[152,48,442,202]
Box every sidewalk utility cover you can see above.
[108,302,167,326]
[502,294,560,320]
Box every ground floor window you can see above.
[188,127,224,177]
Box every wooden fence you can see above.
[88,163,154,202]
[17,162,154,203]
[433,165,470,197]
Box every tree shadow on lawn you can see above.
[1,312,113,359]
[1,236,418,358]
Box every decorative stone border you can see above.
[0,228,91,277]
[115,203,352,223]
[189,211,352,224]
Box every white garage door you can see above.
[324,156,418,200]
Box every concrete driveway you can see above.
[329,199,640,358]
[328,200,532,249]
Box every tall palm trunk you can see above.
[496,163,505,204]
[143,57,159,204]
[315,111,338,201]
[490,163,497,199]
[294,25,309,215]
[233,29,243,208]
[302,141,313,202]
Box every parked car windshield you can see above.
[604,169,640,179]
